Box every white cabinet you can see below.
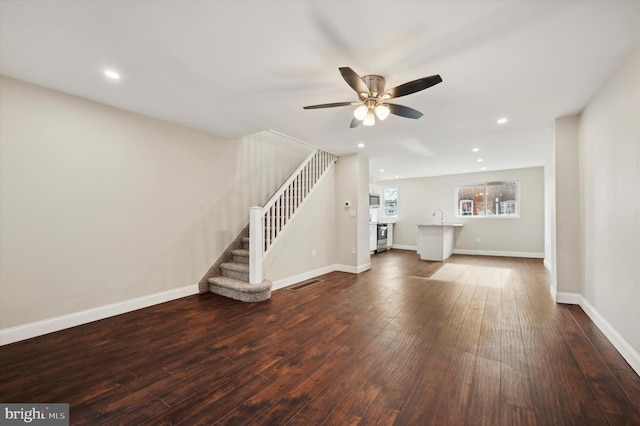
[386,223,394,249]
[369,224,377,252]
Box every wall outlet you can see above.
[476,237,481,243]
[350,247,356,254]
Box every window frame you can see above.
[382,186,398,219]
[454,180,520,218]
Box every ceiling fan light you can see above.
[375,104,390,120]
[363,111,375,127]
[353,105,368,120]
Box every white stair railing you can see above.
[249,149,337,284]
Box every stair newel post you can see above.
[249,206,264,284]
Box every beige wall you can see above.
[380,167,545,255]
[578,44,640,353]
[263,167,337,282]
[0,76,311,330]
[554,115,581,294]
[335,154,371,270]
[264,152,370,284]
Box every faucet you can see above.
[433,208,444,225]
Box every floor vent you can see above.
[287,279,323,291]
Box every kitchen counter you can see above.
[416,223,463,261]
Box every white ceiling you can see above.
[1,1,638,180]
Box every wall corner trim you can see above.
[0,284,199,346]
[549,284,557,302]
[556,292,581,304]
[557,293,640,377]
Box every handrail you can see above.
[262,149,318,214]
[249,149,337,284]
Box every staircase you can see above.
[207,235,272,302]
[201,148,337,302]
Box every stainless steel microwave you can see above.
[369,194,380,207]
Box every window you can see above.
[455,181,519,217]
[383,186,398,219]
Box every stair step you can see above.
[231,248,249,264]
[208,276,272,302]
[220,262,250,281]
[242,237,250,249]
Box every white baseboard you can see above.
[335,262,371,274]
[544,259,552,272]
[376,245,544,260]
[556,292,581,304]
[453,249,544,258]
[270,265,336,291]
[556,293,640,377]
[271,262,372,291]
[0,284,198,346]
[578,296,640,376]
[392,244,417,251]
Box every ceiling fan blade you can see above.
[388,104,424,119]
[303,101,354,110]
[386,74,442,99]
[339,67,370,96]
[350,117,362,128]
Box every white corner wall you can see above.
[577,43,640,368]
[0,76,311,341]
[380,167,545,256]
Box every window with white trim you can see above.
[383,186,398,219]
[455,181,519,217]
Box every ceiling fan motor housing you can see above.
[362,75,386,98]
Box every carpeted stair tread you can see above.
[208,276,270,292]
[208,276,272,302]
[220,262,249,272]
[231,248,250,264]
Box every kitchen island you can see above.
[417,223,463,261]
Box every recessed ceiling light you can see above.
[481,167,486,170]
[357,143,365,148]
[477,158,484,162]
[395,175,400,178]
[104,69,121,80]
[379,169,384,173]
[497,117,508,125]
[472,148,479,152]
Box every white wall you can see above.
[0,76,311,332]
[577,44,640,359]
[379,167,545,256]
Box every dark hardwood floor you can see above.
[1,251,639,425]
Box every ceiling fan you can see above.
[303,67,442,128]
